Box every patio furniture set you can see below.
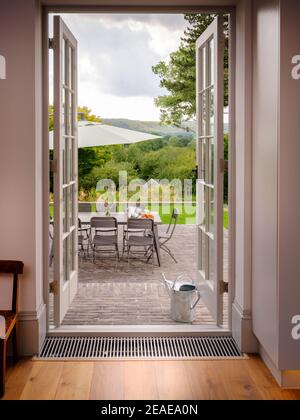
[50,205,179,269]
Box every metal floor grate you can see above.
[37,336,244,360]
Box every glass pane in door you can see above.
[63,237,69,283]
[208,38,214,85]
[198,183,206,227]
[199,230,208,275]
[209,87,214,135]
[208,237,215,284]
[208,187,215,235]
[201,93,207,135]
[209,138,214,185]
[201,46,207,90]
[200,139,206,180]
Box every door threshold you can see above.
[48,324,231,336]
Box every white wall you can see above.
[252,0,300,379]
[232,0,258,353]
[0,0,46,354]
[252,0,280,365]
[278,0,300,370]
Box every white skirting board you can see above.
[18,303,47,356]
[231,301,259,353]
[260,345,300,389]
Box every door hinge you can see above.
[49,38,54,50]
[220,159,228,173]
[49,281,58,295]
[50,159,57,173]
[220,281,229,294]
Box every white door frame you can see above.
[42,5,236,335]
[196,16,225,326]
[52,16,79,326]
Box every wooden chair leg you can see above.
[0,339,6,399]
[12,324,18,364]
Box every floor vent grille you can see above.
[37,336,244,360]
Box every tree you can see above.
[168,136,193,147]
[78,146,112,189]
[168,136,181,147]
[49,105,103,193]
[49,105,101,131]
[81,161,138,192]
[139,146,196,186]
[152,14,228,127]
[77,106,101,123]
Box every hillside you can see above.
[103,118,229,136]
[102,118,195,138]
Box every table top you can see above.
[78,212,162,225]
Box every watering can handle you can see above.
[161,273,184,290]
[190,291,201,310]
[171,273,186,290]
[161,273,174,297]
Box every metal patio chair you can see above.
[158,208,179,263]
[78,202,92,213]
[78,218,90,258]
[90,217,119,267]
[122,210,146,255]
[124,218,155,270]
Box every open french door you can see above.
[52,16,78,327]
[196,16,225,326]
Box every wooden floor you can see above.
[2,356,300,400]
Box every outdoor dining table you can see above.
[78,212,162,267]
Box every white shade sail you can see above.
[49,121,161,149]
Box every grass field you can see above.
[50,203,229,229]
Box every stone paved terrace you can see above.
[54,225,228,327]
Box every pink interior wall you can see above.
[278,0,300,369]
[252,0,280,365]
[0,0,43,318]
[252,0,300,372]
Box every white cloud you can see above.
[76,13,186,31]
[147,25,184,58]
[49,13,188,120]
[79,83,161,120]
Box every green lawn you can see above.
[223,208,229,230]
[50,203,229,229]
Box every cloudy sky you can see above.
[50,14,188,121]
